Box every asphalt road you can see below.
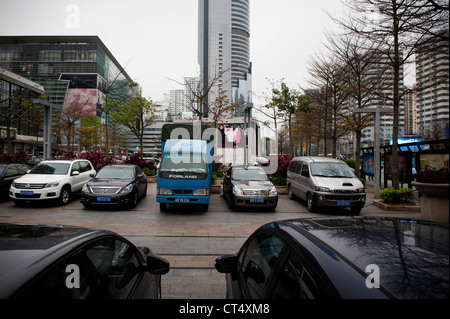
[0,182,420,299]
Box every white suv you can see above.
[10,159,96,205]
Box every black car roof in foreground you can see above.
[259,216,449,299]
[0,223,115,297]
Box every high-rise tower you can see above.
[198,0,252,118]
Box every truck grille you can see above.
[172,189,193,195]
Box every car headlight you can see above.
[193,189,209,196]
[233,186,243,195]
[157,188,173,195]
[269,186,277,195]
[45,181,60,188]
[357,188,365,193]
[315,186,331,192]
[11,181,16,188]
[120,184,134,193]
[82,184,91,193]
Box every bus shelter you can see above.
[361,139,449,189]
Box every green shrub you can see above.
[271,176,286,186]
[216,168,224,177]
[142,167,155,176]
[343,159,356,169]
[379,188,415,204]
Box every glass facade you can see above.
[0,36,137,153]
[0,36,136,107]
[0,68,45,153]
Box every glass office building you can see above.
[0,36,137,153]
[198,0,252,117]
[0,36,136,106]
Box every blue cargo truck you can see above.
[156,124,214,212]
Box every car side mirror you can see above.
[90,172,96,178]
[215,255,238,273]
[71,171,80,176]
[146,255,170,275]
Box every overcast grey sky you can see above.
[0,0,346,107]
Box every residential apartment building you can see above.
[198,0,252,118]
[415,33,450,139]
[404,84,418,135]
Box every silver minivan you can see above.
[287,156,366,214]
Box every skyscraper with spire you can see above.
[198,0,252,118]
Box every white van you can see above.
[287,156,366,214]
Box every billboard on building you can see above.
[217,124,246,149]
[63,89,98,117]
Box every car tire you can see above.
[130,191,138,208]
[227,194,235,210]
[142,184,147,198]
[82,203,91,209]
[59,186,71,205]
[307,193,316,213]
[288,185,295,200]
[160,203,167,212]
[201,204,209,212]
[350,207,362,215]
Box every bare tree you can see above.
[306,54,349,158]
[170,68,231,123]
[332,0,448,188]
[324,30,391,177]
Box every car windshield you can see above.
[310,162,355,178]
[232,169,268,181]
[96,167,134,179]
[160,153,207,173]
[28,163,70,175]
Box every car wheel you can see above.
[350,207,362,215]
[222,187,227,201]
[160,203,167,212]
[201,204,209,212]
[307,193,316,212]
[227,193,235,210]
[142,184,148,198]
[82,203,91,209]
[130,191,138,208]
[59,186,71,205]
[288,185,295,200]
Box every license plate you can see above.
[250,198,264,203]
[337,201,351,206]
[20,191,34,196]
[175,198,190,203]
[97,197,111,202]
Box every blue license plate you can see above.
[97,197,111,202]
[337,201,351,206]
[175,198,190,203]
[20,191,34,196]
[250,198,264,203]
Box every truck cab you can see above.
[156,138,212,212]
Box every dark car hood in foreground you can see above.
[271,217,449,299]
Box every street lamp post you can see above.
[33,99,58,160]
[354,106,393,198]
[243,103,253,167]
